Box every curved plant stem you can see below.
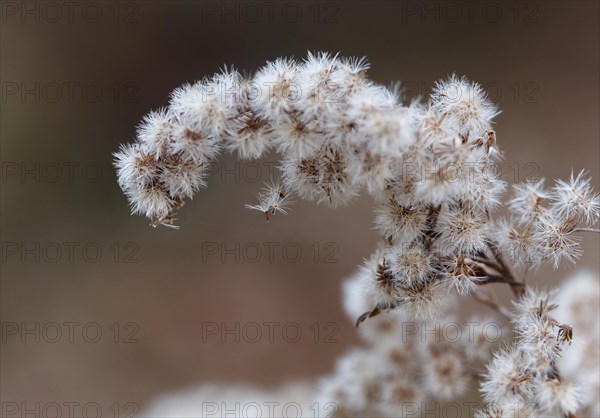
[572,227,600,234]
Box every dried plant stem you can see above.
[572,227,600,234]
[486,241,525,296]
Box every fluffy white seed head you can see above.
[281,145,357,207]
[399,279,446,320]
[384,242,434,287]
[360,247,402,307]
[169,71,239,139]
[494,218,542,267]
[550,169,600,225]
[374,198,427,245]
[424,350,469,399]
[508,179,549,225]
[136,108,172,159]
[245,181,292,221]
[439,251,484,295]
[223,78,274,160]
[251,58,298,122]
[293,52,342,124]
[534,378,582,417]
[438,203,488,254]
[412,159,465,205]
[480,349,532,405]
[159,158,208,199]
[532,212,581,268]
[430,74,499,137]
[378,376,424,416]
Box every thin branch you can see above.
[486,240,526,296]
[468,255,503,272]
[355,302,399,327]
[480,274,523,286]
[572,227,600,234]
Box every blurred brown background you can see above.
[1,0,599,416]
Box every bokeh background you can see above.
[1,0,599,416]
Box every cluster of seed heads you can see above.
[115,52,599,417]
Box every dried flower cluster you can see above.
[314,275,499,417]
[317,270,600,418]
[498,172,600,269]
[141,271,599,418]
[115,53,599,417]
[477,288,581,417]
[555,271,600,418]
